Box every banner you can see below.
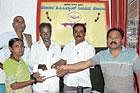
[37,0,110,47]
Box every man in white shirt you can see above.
[52,23,95,93]
[29,23,61,93]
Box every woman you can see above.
[3,38,44,93]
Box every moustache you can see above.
[110,41,117,45]
[43,38,51,43]
[76,35,81,38]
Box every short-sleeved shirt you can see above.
[61,40,95,87]
[91,46,140,93]
[3,58,32,93]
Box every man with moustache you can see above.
[29,23,61,93]
[56,28,140,93]
[52,23,95,93]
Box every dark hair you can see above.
[39,23,52,33]
[107,27,124,38]
[73,23,86,33]
[9,38,23,47]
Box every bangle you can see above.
[30,74,37,84]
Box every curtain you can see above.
[137,10,140,55]
[111,0,128,46]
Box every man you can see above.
[53,23,95,93]
[56,28,140,93]
[0,15,32,63]
[29,23,61,93]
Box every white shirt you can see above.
[29,39,61,92]
[0,49,7,83]
[61,40,95,87]
[0,31,30,63]
[0,69,6,83]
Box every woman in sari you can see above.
[3,38,45,93]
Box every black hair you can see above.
[39,23,52,33]
[73,23,86,33]
[107,27,124,38]
[9,38,23,47]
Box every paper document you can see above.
[38,69,57,79]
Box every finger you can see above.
[51,64,56,68]
[32,72,40,78]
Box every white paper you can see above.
[39,69,57,79]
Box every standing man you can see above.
[53,23,95,93]
[56,28,140,93]
[29,23,61,93]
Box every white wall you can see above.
[0,0,37,42]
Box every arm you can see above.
[51,43,67,69]
[29,43,38,71]
[136,72,140,93]
[11,72,46,90]
[133,54,140,93]
[65,60,93,73]
[11,79,35,90]
[56,59,94,77]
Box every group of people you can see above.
[0,15,140,93]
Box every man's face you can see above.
[73,25,86,44]
[12,16,26,32]
[9,40,24,57]
[40,27,51,45]
[107,30,123,49]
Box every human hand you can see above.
[36,75,46,83]
[56,65,69,77]
[38,64,47,71]
[51,62,60,69]
[51,59,66,69]
[31,72,46,83]
[31,72,40,78]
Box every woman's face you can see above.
[9,40,24,57]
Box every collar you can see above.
[107,46,125,54]
[73,40,86,46]
[38,37,54,50]
[12,31,25,37]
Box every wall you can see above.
[0,0,37,42]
